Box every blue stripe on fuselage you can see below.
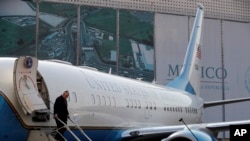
[0,95,124,141]
[64,129,124,141]
[0,95,28,141]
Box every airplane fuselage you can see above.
[0,57,203,140]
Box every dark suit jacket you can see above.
[54,95,69,122]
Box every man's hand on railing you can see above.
[54,114,58,119]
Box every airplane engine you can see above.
[162,129,217,141]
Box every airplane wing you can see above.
[204,97,250,108]
[121,120,250,141]
[206,120,250,132]
[122,125,185,138]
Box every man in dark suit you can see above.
[54,90,70,141]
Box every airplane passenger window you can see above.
[129,99,133,108]
[107,96,111,106]
[102,96,106,105]
[137,100,141,109]
[91,94,95,105]
[97,95,101,105]
[134,99,137,108]
[112,97,116,107]
[126,99,129,108]
[111,97,114,107]
[153,102,156,110]
[149,102,152,110]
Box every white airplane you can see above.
[1,4,250,141]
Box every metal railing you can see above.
[50,112,92,141]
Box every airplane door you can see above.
[13,56,49,121]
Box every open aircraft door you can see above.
[13,56,49,121]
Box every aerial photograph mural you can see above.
[0,0,154,81]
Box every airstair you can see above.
[51,115,92,141]
[27,113,92,141]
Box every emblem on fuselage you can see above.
[24,56,33,69]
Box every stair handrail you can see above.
[56,117,81,141]
[69,118,92,141]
